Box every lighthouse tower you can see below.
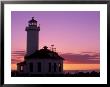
[25,17,40,56]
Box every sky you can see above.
[11,11,100,71]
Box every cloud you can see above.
[11,58,23,64]
[11,50,100,64]
[12,50,25,56]
[11,50,25,64]
[60,52,100,64]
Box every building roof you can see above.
[17,61,26,65]
[28,17,37,23]
[24,46,64,60]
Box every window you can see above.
[29,63,33,72]
[38,62,41,72]
[29,23,32,26]
[20,66,23,72]
[48,63,51,72]
[59,63,61,72]
[34,23,36,25]
[54,63,56,72]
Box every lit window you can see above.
[59,63,61,72]
[20,66,23,72]
[32,23,34,25]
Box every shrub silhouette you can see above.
[11,70,100,77]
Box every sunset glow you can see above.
[11,64,100,71]
[64,64,100,70]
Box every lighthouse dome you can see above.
[28,17,37,26]
[28,17,37,23]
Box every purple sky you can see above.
[12,11,100,53]
[11,11,100,68]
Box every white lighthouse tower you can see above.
[25,17,40,55]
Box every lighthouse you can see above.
[17,17,64,76]
[25,17,40,56]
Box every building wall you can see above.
[20,58,63,74]
[26,26,39,56]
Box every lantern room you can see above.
[28,17,37,26]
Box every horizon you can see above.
[11,11,100,71]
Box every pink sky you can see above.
[11,11,100,70]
